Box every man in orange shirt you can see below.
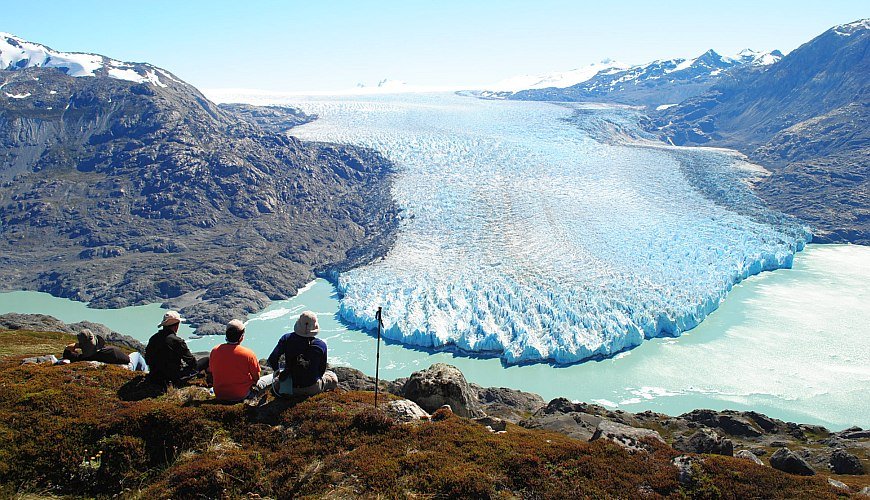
[209,319,262,402]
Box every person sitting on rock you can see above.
[208,319,268,402]
[62,328,148,371]
[264,311,338,397]
[144,311,206,386]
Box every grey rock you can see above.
[673,455,702,486]
[829,449,865,475]
[521,413,600,441]
[735,450,764,465]
[840,429,870,440]
[402,364,485,418]
[769,448,815,476]
[474,384,545,421]
[827,478,850,492]
[674,428,734,456]
[590,420,665,453]
[859,486,870,496]
[743,411,780,433]
[384,399,429,423]
[680,409,762,437]
[474,416,507,432]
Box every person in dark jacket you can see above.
[62,328,148,371]
[144,311,205,385]
[263,311,338,397]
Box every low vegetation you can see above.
[0,329,855,498]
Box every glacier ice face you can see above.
[285,93,810,365]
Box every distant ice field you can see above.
[283,93,809,364]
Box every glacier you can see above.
[283,93,810,365]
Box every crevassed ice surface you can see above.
[287,93,810,364]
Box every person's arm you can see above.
[249,351,261,381]
[318,342,327,377]
[170,335,197,370]
[267,336,285,371]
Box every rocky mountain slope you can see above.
[0,34,398,334]
[649,20,869,243]
[490,48,781,106]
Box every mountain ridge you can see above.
[649,19,869,243]
[0,35,398,334]
[471,48,782,104]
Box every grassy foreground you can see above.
[0,329,853,498]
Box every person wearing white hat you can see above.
[263,311,338,397]
[144,310,203,386]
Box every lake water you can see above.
[2,243,868,429]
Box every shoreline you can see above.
[4,243,867,431]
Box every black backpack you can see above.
[287,338,324,386]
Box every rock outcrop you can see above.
[0,39,398,334]
[769,448,816,476]
[590,420,666,453]
[830,449,865,475]
[402,363,485,418]
[649,20,869,244]
[673,428,734,456]
[0,312,144,351]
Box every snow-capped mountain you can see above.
[487,58,629,92]
[489,48,782,106]
[0,32,176,87]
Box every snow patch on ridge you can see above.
[0,32,169,87]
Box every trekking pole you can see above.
[374,306,383,408]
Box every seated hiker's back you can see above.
[209,320,262,401]
[145,311,198,385]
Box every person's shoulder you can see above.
[238,344,258,357]
[313,338,327,349]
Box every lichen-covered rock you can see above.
[385,399,429,423]
[769,448,815,476]
[674,428,734,456]
[590,420,665,453]
[735,450,764,465]
[402,364,484,418]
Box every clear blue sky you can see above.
[3,1,867,91]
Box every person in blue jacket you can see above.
[263,311,338,397]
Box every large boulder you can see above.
[769,448,816,476]
[590,420,665,453]
[402,364,485,418]
[829,449,865,475]
[521,413,601,441]
[385,399,430,423]
[674,428,734,456]
[680,409,763,438]
[474,384,546,421]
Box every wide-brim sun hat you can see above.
[159,310,185,327]
[294,310,320,338]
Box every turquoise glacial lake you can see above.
[1,243,868,429]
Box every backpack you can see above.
[271,338,324,398]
